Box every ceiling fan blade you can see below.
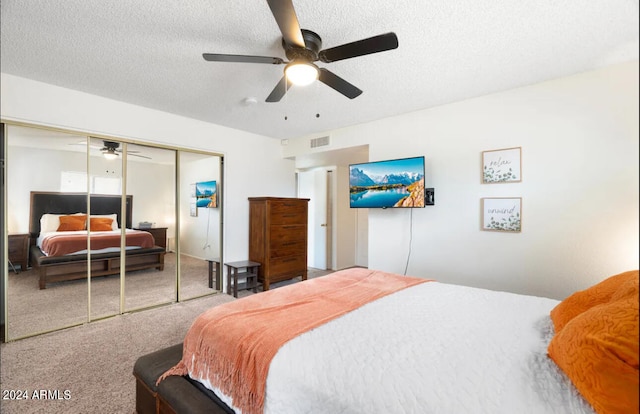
[129,153,152,160]
[203,53,284,64]
[265,76,292,102]
[318,32,398,63]
[68,141,103,149]
[266,0,305,48]
[318,69,362,99]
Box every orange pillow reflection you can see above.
[56,215,87,231]
[89,217,114,231]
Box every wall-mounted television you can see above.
[349,156,425,208]
[195,180,218,208]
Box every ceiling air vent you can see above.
[310,136,330,148]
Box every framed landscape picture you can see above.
[482,147,521,183]
[481,197,522,232]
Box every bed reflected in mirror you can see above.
[5,125,90,338]
[4,124,223,341]
[88,136,123,320]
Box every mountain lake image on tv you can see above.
[195,180,217,208]
[349,156,425,208]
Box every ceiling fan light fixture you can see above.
[103,150,119,160]
[285,62,319,86]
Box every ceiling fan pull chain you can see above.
[284,74,289,119]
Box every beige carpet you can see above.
[6,253,216,339]
[0,293,235,414]
[0,267,333,413]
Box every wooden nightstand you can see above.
[8,233,30,272]
[134,227,167,251]
[224,260,260,298]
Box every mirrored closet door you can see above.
[124,143,177,312]
[88,136,123,320]
[3,123,223,341]
[5,125,90,338]
[178,151,222,300]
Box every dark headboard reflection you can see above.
[29,192,133,236]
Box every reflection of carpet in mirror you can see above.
[6,253,214,340]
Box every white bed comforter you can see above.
[208,281,594,414]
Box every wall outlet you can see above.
[425,188,435,205]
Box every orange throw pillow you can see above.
[611,276,640,302]
[56,215,87,231]
[548,283,639,414]
[89,217,114,231]
[550,270,639,332]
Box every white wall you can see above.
[283,61,639,300]
[1,73,297,266]
[5,144,175,234]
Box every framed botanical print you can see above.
[481,197,522,232]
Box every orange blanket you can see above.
[41,230,154,256]
[159,268,429,414]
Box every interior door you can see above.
[298,169,328,270]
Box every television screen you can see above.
[349,156,425,208]
[195,180,218,208]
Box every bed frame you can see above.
[29,191,166,289]
[134,343,234,414]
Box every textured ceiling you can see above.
[1,0,638,140]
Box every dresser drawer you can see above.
[269,255,306,275]
[269,202,307,225]
[269,225,306,244]
[270,240,306,259]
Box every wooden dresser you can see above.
[248,197,309,290]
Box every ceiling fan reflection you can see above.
[69,140,152,160]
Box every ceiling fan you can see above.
[100,140,151,160]
[202,0,399,102]
[68,140,151,160]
